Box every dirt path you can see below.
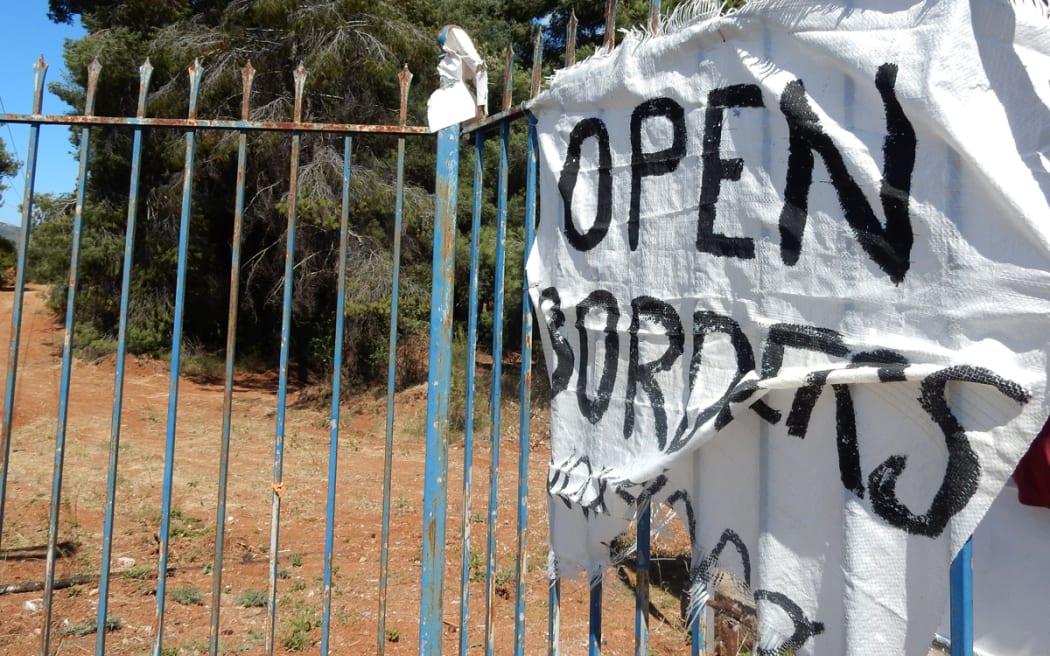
[0,286,699,655]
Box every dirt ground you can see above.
[0,286,705,655]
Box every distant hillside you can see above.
[0,222,20,245]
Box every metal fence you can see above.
[0,2,976,656]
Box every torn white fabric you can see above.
[427,25,488,132]
[526,0,1050,654]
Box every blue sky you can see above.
[0,2,85,225]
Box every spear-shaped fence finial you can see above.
[398,63,413,127]
[293,62,307,123]
[241,61,256,120]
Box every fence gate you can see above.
[0,3,977,656]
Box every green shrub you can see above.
[238,589,268,608]
[0,235,16,274]
[170,586,204,605]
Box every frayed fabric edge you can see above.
[534,0,1049,98]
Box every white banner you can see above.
[526,0,1050,653]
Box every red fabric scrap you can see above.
[1013,417,1050,509]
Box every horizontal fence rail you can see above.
[0,114,430,135]
[0,1,976,655]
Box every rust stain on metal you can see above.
[530,32,544,99]
[137,59,154,118]
[85,59,101,116]
[424,517,436,551]
[0,113,430,134]
[187,59,202,120]
[439,217,456,260]
[31,56,48,115]
[604,0,618,52]
[462,104,528,136]
[293,62,307,123]
[241,61,256,119]
[503,47,514,111]
[398,64,413,127]
[272,482,285,498]
[567,10,578,67]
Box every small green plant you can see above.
[167,638,208,655]
[393,496,414,515]
[280,607,320,652]
[468,549,485,582]
[180,346,226,380]
[60,623,95,638]
[231,628,266,652]
[495,567,515,586]
[238,589,268,608]
[59,616,123,636]
[170,586,204,605]
[290,553,303,567]
[471,512,485,524]
[122,564,153,580]
[169,509,208,539]
[385,628,400,643]
[290,579,306,592]
[279,567,292,580]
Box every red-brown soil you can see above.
[0,285,699,655]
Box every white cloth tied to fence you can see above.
[526,0,1050,653]
[427,25,488,132]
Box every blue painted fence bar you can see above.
[320,133,353,656]
[153,59,204,656]
[514,32,544,656]
[457,127,485,656]
[0,56,46,552]
[0,11,984,655]
[635,503,651,656]
[476,45,516,656]
[266,62,307,656]
[950,538,975,656]
[418,123,459,656]
[98,57,152,656]
[41,57,99,656]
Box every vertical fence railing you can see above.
[513,31,543,656]
[41,56,98,656]
[951,539,975,656]
[208,60,253,656]
[0,56,46,553]
[0,55,429,656]
[319,130,352,656]
[482,49,512,656]
[265,61,306,656]
[377,63,414,656]
[457,101,485,656]
[98,56,152,656]
[418,121,459,656]
[153,59,204,656]
[0,4,981,654]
